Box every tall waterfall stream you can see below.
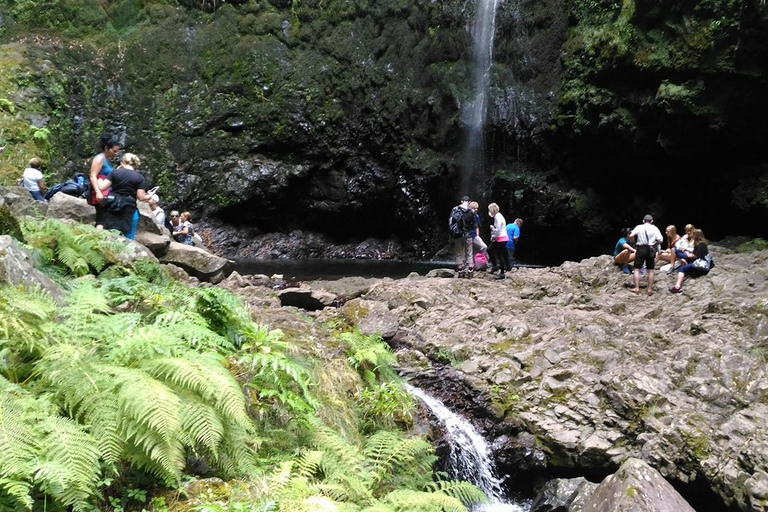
[461,0,501,197]
[406,385,531,512]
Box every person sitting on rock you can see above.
[613,228,636,274]
[148,194,165,227]
[674,224,696,265]
[670,228,711,293]
[21,157,47,202]
[656,225,681,273]
[172,211,195,246]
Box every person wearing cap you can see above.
[629,214,663,296]
[148,194,166,226]
[449,195,477,278]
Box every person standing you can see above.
[449,195,477,278]
[21,157,46,201]
[89,134,120,228]
[99,153,148,239]
[506,218,523,268]
[629,214,663,296]
[488,203,510,280]
[469,201,489,260]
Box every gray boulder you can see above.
[340,298,399,339]
[134,231,171,257]
[159,241,234,284]
[0,186,48,218]
[531,477,598,512]
[0,235,63,302]
[580,458,695,512]
[45,192,95,225]
[277,286,338,310]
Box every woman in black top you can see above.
[670,229,711,293]
[99,153,148,239]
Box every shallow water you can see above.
[235,258,544,281]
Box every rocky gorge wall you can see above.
[0,0,766,263]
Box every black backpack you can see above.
[449,206,476,237]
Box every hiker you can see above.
[487,203,510,280]
[98,153,148,239]
[674,224,696,265]
[670,229,713,293]
[449,195,477,278]
[148,194,166,226]
[21,157,46,201]
[613,227,636,274]
[173,211,195,246]
[89,134,120,228]
[469,201,489,263]
[506,218,523,268]
[629,214,663,296]
[656,225,682,273]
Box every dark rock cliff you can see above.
[0,0,766,263]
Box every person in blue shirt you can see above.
[613,227,636,274]
[505,218,523,268]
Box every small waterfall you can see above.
[461,0,502,197]
[406,384,530,512]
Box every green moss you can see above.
[736,238,768,253]
[0,204,24,242]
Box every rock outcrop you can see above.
[312,246,768,511]
[0,235,63,302]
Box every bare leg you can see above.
[647,270,655,296]
[631,268,640,294]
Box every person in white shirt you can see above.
[148,194,166,227]
[21,157,46,202]
[629,214,663,296]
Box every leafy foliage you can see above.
[21,218,126,277]
[0,263,312,509]
[250,418,487,512]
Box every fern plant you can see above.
[21,219,126,277]
[250,418,488,512]
[0,279,265,508]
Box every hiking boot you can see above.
[494,273,506,280]
[467,268,474,279]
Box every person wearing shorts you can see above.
[629,214,663,296]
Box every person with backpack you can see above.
[449,195,477,278]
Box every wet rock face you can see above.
[8,1,768,263]
[333,246,768,511]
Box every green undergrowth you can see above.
[0,219,486,512]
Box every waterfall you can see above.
[461,0,501,198]
[406,384,530,512]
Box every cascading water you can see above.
[461,0,502,198]
[406,385,531,512]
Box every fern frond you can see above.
[141,356,251,429]
[364,432,434,490]
[0,477,33,510]
[294,450,324,480]
[0,285,58,356]
[180,394,225,459]
[307,418,365,475]
[425,481,488,507]
[382,489,467,512]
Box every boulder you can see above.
[45,192,95,225]
[427,268,455,278]
[277,286,337,310]
[341,298,399,339]
[579,458,695,512]
[0,235,63,302]
[134,231,171,257]
[0,186,48,218]
[159,241,234,284]
[531,477,598,512]
[137,201,164,235]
